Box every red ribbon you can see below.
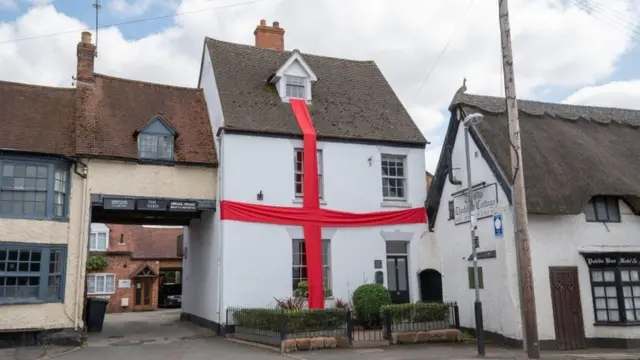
[220,99,427,309]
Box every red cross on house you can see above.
[220,99,427,309]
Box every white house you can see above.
[425,88,640,350]
[182,20,429,332]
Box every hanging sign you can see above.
[494,214,503,238]
[453,183,498,225]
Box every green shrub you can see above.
[351,284,391,328]
[232,308,346,334]
[293,280,333,298]
[86,255,108,272]
[380,302,449,323]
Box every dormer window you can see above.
[136,115,176,161]
[270,50,318,103]
[286,76,306,99]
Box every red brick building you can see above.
[86,224,183,313]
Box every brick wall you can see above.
[92,255,161,313]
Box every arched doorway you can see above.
[419,269,443,303]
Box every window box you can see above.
[0,242,67,305]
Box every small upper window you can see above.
[137,116,175,161]
[285,76,306,99]
[585,196,620,222]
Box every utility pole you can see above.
[497,0,540,358]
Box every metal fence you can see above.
[226,307,348,346]
[226,302,459,347]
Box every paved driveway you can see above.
[85,308,209,348]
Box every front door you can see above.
[387,256,410,304]
[134,277,153,307]
[549,267,587,350]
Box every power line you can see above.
[569,0,640,43]
[0,0,273,45]
[411,0,475,105]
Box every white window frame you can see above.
[292,239,331,294]
[381,154,407,201]
[294,148,323,199]
[86,273,116,295]
[89,230,109,251]
[285,76,307,100]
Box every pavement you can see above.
[3,309,640,360]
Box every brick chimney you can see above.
[254,19,285,51]
[76,31,96,85]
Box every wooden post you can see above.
[497,0,540,358]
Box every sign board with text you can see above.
[103,198,135,210]
[453,183,498,225]
[137,199,169,211]
[581,253,640,268]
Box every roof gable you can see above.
[272,50,318,82]
[204,37,426,146]
[136,115,176,136]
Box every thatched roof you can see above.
[426,90,640,227]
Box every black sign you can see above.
[582,253,640,268]
[103,198,135,210]
[169,200,198,212]
[137,199,168,211]
[374,260,383,269]
[468,250,497,261]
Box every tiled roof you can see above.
[76,74,217,165]
[106,224,182,259]
[0,81,76,155]
[0,76,216,165]
[205,37,427,146]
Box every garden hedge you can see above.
[232,308,346,334]
[380,302,450,323]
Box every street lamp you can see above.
[463,112,485,357]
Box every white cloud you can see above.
[563,80,640,110]
[0,0,638,175]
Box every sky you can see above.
[1,0,639,173]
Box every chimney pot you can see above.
[81,31,92,44]
[254,19,285,51]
